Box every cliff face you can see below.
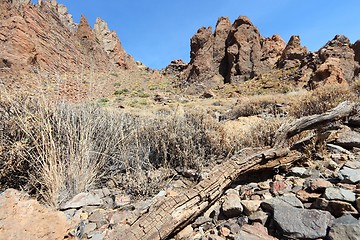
[0,0,135,75]
[179,16,360,89]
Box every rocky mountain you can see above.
[175,16,360,89]
[0,0,135,75]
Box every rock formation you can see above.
[0,0,135,75]
[94,18,135,69]
[277,35,308,69]
[177,16,360,90]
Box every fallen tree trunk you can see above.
[273,101,357,148]
[112,101,358,240]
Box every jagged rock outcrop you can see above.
[181,16,286,86]
[185,26,214,83]
[261,34,286,69]
[178,16,360,90]
[94,18,135,69]
[0,0,135,75]
[225,16,263,82]
[309,35,359,88]
[162,59,187,76]
[213,17,232,77]
[277,35,308,69]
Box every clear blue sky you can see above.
[32,1,360,69]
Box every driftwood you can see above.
[112,101,358,240]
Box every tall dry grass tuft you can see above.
[289,84,358,118]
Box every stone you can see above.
[324,187,356,202]
[83,222,97,235]
[340,167,360,184]
[333,128,360,149]
[88,232,105,240]
[261,194,304,212]
[327,200,358,217]
[270,180,287,195]
[333,214,360,225]
[328,215,360,240]
[192,216,212,228]
[219,226,231,237]
[241,200,261,215]
[60,192,103,210]
[222,193,243,218]
[356,197,360,212]
[89,209,107,228]
[273,205,334,239]
[0,189,70,240]
[309,178,333,192]
[114,195,131,208]
[248,211,269,225]
[175,225,193,240]
[327,143,353,155]
[234,222,277,240]
[223,219,242,234]
[290,167,308,177]
[296,190,321,202]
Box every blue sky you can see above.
[32,1,360,69]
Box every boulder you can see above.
[332,128,360,149]
[60,192,103,210]
[340,167,360,184]
[222,193,243,218]
[273,205,334,239]
[324,187,356,202]
[261,194,303,212]
[328,215,360,240]
[234,222,277,240]
[0,189,70,239]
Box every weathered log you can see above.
[110,101,358,240]
[273,101,358,148]
[111,148,293,240]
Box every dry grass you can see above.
[0,93,234,206]
[1,80,358,207]
[289,84,359,117]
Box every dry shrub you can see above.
[0,94,234,206]
[230,117,285,149]
[229,94,292,119]
[289,84,358,118]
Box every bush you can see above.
[0,94,234,206]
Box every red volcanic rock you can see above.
[213,17,232,76]
[261,34,286,69]
[185,26,214,82]
[310,35,358,88]
[277,35,308,69]
[94,18,135,69]
[225,16,263,82]
[0,0,135,75]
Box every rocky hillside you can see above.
[166,16,360,90]
[0,0,135,75]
